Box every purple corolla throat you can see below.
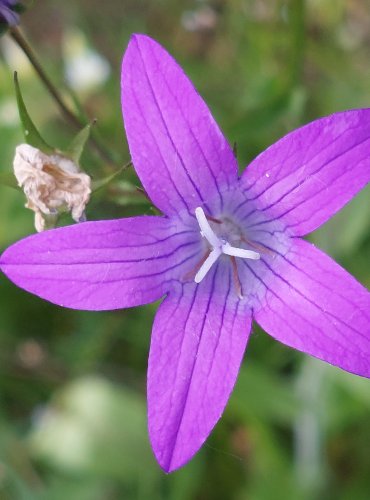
[194,206,260,284]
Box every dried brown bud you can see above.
[13,144,91,232]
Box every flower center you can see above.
[194,206,260,285]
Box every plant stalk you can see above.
[9,26,116,165]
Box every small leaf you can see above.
[63,121,94,164]
[91,161,132,192]
[13,72,54,154]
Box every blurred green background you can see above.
[0,1,370,499]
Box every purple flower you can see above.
[1,34,370,472]
[0,0,20,27]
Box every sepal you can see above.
[62,121,94,165]
[14,71,54,154]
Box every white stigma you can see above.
[194,207,260,283]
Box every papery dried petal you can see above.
[13,144,91,231]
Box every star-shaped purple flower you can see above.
[1,34,370,472]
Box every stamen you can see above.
[205,214,222,224]
[230,256,243,299]
[241,236,272,255]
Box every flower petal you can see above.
[251,238,370,377]
[0,217,199,310]
[148,266,251,472]
[239,110,370,236]
[0,5,19,26]
[121,34,237,217]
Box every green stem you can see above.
[288,0,306,87]
[9,26,117,165]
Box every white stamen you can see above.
[194,206,260,283]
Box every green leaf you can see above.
[13,72,54,154]
[310,185,370,258]
[91,162,132,193]
[63,122,94,164]
[0,463,36,500]
[229,361,298,424]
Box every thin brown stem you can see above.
[9,26,116,165]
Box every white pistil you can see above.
[194,248,222,283]
[195,207,220,247]
[221,241,260,260]
[194,206,260,283]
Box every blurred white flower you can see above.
[63,28,110,92]
[13,143,91,231]
[0,97,19,127]
[181,5,218,32]
[0,35,32,75]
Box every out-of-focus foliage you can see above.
[0,1,369,499]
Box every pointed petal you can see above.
[252,239,370,377]
[121,34,237,216]
[148,267,251,472]
[239,110,370,236]
[0,6,19,25]
[0,217,199,310]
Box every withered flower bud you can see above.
[13,144,91,231]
